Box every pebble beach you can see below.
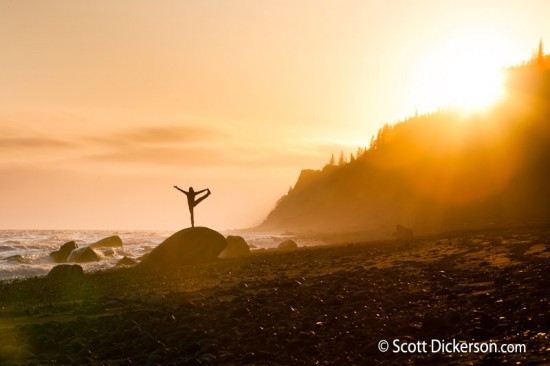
[0,226,549,365]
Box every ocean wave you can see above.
[0,229,309,281]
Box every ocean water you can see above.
[0,229,312,281]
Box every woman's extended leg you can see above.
[193,191,211,207]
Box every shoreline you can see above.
[0,226,549,364]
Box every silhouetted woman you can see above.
[174,186,211,228]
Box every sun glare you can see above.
[440,60,506,112]
[414,34,511,114]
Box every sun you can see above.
[414,34,512,114]
[438,58,506,112]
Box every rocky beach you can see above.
[4,3,550,366]
[0,226,548,365]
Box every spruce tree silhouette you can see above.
[174,186,211,227]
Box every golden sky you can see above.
[1,0,549,230]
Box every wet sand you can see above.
[0,226,549,365]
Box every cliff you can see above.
[260,63,550,234]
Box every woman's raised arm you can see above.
[174,185,188,194]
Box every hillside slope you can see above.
[261,62,550,235]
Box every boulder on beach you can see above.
[47,264,84,280]
[395,224,413,240]
[219,235,250,259]
[138,227,227,270]
[116,256,138,267]
[278,239,298,251]
[49,241,78,263]
[67,247,101,263]
[89,235,123,249]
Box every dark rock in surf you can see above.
[89,235,123,249]
[101,249,115,257]
[3,255,26,263]
[49,241,78,263]
[47,264,84,280]
[116,256,138,267]
[219,235,250,259]
[67,247,101,263]
[137,227,227,270]
[277,239,298,251]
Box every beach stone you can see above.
[532,313,550,328]
[443,310,461,326]
[0,345,19,360]
[494,275,510,287]
[49,241,78,263]
[434,287,452,296]
[479,313,498,329]
[218,236,250,259]
[395,224,413,240]
[469,327,492,340]
[47,264,84,280]
[278,239,298,251]
[89,235,123,249]
[421,315,447,333]
[117,256,138,267]
[137,227,227,270]
[68,247,101,263]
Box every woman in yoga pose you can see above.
[173,185,211,227]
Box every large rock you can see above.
[138,227,227,270]
[278,239,298,251]
[219,235,251,259]
[49,241,78,263]
[47,264,84,280]
[89,235,123,249]
[67,247,101,263]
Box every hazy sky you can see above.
[1,1,549,230]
